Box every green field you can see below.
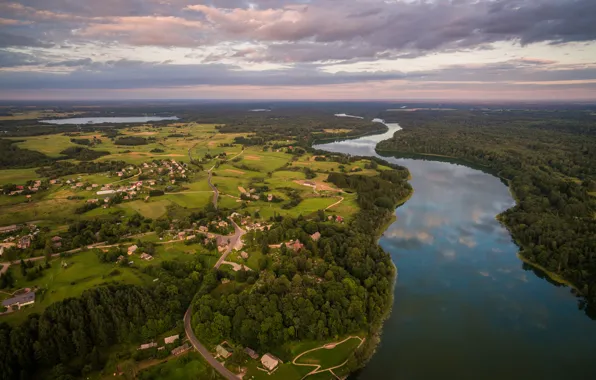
[117,198,172,219]
[138,352,222,380]
[0,197,79,226]
[10,134,76,157]
[242,336,363,380]
[163,192,213,209]
[1,250,149,324]
[295,337,362,370]
[0,168,40,185]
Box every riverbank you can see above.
[516,253,580,291]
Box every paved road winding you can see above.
[214,220,245,269]
[184,306,238,380]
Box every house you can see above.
[52,236,62,248]
[240,251,249,259]
[311,232,321,241]
[290,240,304,252]
[0,225,18,234]
[186,235,196,241]
[218,221,228,228]
[245,347,259,360]
[2,292,35,310]
[91,184,99,188]
[216,345,232,359]
[17,236,31,249]
[140,253,154,261]
[117,255,125,263]
[127,245,138,255]
[178,232,186,240]
[0,246,4,257]
[164,334,179,344]
[199,226,208,233]
[86,187,92,191]
[138,342,157,350]
[260,353,280,371]
[50,179,57,185]
[171,343,190,356]
[336,215,344,223]
[267,194,273,201]
[87,198,99,204]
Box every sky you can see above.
[0,0,595,101]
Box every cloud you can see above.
[0,59,405,89]
[0,32,52,48]
[184,0,596,62]
[0,50,43,67]
[459,236,477,248]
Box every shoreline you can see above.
[516,253,579,291]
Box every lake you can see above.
[40,116,179,125]
[314,125,596,379]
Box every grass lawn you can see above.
[117,198,172,219]
[270,170,306,181]
[294,337,362,371]
[1,250,149,324]
[163,192,212,209]
[0,168,40,185]
[228,247,263,271]
[137,352,222,380]
[0,197,79,226]
[283,197,337,218]
[235,149,292,172]
[9,134,76,157]
[244,361,312,380]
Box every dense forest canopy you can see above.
[376,110,596,314]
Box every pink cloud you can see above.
[78,16,205,46]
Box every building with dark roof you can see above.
[2,292,35,309]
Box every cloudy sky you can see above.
[1,0,595,100]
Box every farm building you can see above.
[261,353,280,371]
[216,345,232,359]
[244,347,259,359]
[138,342,157,350]
[2,292,36,309]
[171,343,190,356]
[164,334,179,344]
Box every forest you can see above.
[376,110,596,314]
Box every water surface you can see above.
[314,126,596,379]
[40,116,178,125]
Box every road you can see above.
[214,220,245,269]
[208,169,219,209]
[183,306,238,379]
[325,196,344,210]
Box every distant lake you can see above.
[40,116,179,125]
[314,125,596,380]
